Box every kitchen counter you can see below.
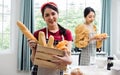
[64,65,111,75]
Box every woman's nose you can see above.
[49,15,53,19]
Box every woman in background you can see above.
[28,2,73,75]
[74,7,107,65]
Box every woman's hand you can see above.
[51,50,72,67]
[94,36,105,41]
[27,38,37,63]
[90,33,108,41]
[27,38,37,50]
[95,35,107,41]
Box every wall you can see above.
[0,0,30,75]
[111,0,120,55]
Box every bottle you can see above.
[107,56,114,70]
[31,65,38,75]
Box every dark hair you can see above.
[84,7,95,18]
[58,24,66,36]
[41,4,59,17]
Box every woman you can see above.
[74,7,107,65]
[28,2,73,75]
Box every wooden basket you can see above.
[33,45,67,70]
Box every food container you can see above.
[33,45,67,70]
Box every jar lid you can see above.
[108,56,114,60]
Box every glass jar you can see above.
[107,56,114,70]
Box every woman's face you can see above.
[85,11,95,24]
[43,8,58,27]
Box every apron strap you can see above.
[46,27,64,42]
[46,27,48,40]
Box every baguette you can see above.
[38,31,47,46]
[47,35,54,48]
[17,21,37,41]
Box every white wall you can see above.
[0,0,120,75]
[111,0,120,55]
[0,0,30,75]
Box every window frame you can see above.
[0,0,11,52]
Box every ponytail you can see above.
[58,24,66,36]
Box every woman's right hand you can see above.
[27,38,37,50]
[51,50,72,68]
[27,38,37,63]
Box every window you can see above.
[34,0,102,51]
[34,0,102,34]
[0,0,11,51]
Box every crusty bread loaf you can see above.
[95,33,108,48]
[70,68,83,75]
[47,35,54,48]
[17,21,37,41]
[94,33,108,39]
[100,33,108,38]
[38,31,47,46]
[56,40,68,50]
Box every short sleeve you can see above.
[64,29,73,41]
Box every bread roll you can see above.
[70,68,83,75]
[100,33,108,38]
[56,40,68,50]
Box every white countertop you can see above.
[65,65,111,75]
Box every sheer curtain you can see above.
[17,0,34,71]
[101,0,111,56]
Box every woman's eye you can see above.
[45,14,49,17]
[88,16,92,18]
[52,12,56,16]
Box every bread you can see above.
[96,33,108,48]
[17,21,37,41]
[94,33,108,39]
[38,31,47,46]
[56,40,68,50]
[47,35,54,48]
[70,68,83,75]
[100,33,108,38]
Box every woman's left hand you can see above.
[51,50,72,66]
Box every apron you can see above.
[37,27,64,75]
[80,25,96,66]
